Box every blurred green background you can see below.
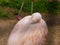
[0,0,60,19]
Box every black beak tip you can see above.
[16,16,22,21]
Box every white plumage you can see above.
[8,12,48,45]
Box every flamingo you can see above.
[8,12,48,45]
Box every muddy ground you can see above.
[0,13,60,45]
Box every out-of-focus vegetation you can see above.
[47,1,60,15]
[13,9,19,15]
[0,11,9,19]
[0,0,60,19]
